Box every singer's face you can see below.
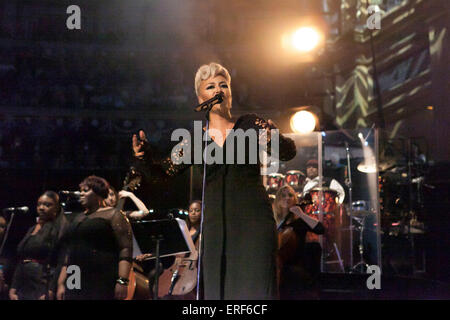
[79,186,102,209]
[278,188,296,209]
[306,166,318,179]
[36,195,58,222]
[188,202,201,226]
[197,75,232,111]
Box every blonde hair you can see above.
[273,185,299,218]
[194,62,231,97]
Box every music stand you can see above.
[131,218,195,300]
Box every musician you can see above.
[135,200,202,300]
[56,176,132,300]
[8,191,67,300]
[186,200,201,242]
[132,62,296,299]
[163,200,202,300]
[302,159,345,204]
[105,186,150,220]
[273,185,324,299]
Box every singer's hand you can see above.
[258,119,277,146]
[267,119,277,129]
[132,130,148,159]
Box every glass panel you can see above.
[264,129,381,275]
[264,132,322,276]
[321,128,381,273]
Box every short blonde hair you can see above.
[194,62,231,97]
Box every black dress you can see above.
[11,214,67,300]
[63,208,132,300]
[135,114,296,299]
[278,212,324,299]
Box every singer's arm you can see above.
[132,130,194,179]
[245,114,296,162]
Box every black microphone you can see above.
[194,92,224,112]
[59,191,81,197]
[2,206,29,213]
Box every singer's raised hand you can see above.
[267,119,278,129]
[132,130,148,159]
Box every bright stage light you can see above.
[290,111,317,134]
[291,27,321,52]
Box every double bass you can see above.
[116,167,151,300]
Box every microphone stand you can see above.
[344,142,354,271]
[0,212,15,258]
[196,101,215,300]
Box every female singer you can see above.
[9,191,66,300]
[56,176,132,300]
[132,62,296,299]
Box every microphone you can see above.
[59,191,81,197]
[194,92,224,112]
[3,206,29,213]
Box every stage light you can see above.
[290,110,317,134]
[291,27,321,52]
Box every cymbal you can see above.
[350,210,373,217]
[310,186,334,192]
[357,158,406,173]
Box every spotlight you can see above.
[290,110,317,134]
[291,27,322,53]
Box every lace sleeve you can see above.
[249,114,297,161]
[110,210,133,262]
[132,136,193,179]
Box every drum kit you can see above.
[266,170,306,194]
[348,200,375,273]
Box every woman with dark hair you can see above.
[136,199,203,300]
[56,175,133,300]
[8,191,66,300]
[132,62,297,299]
[186,200,201,238]
[104,185,150,220]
